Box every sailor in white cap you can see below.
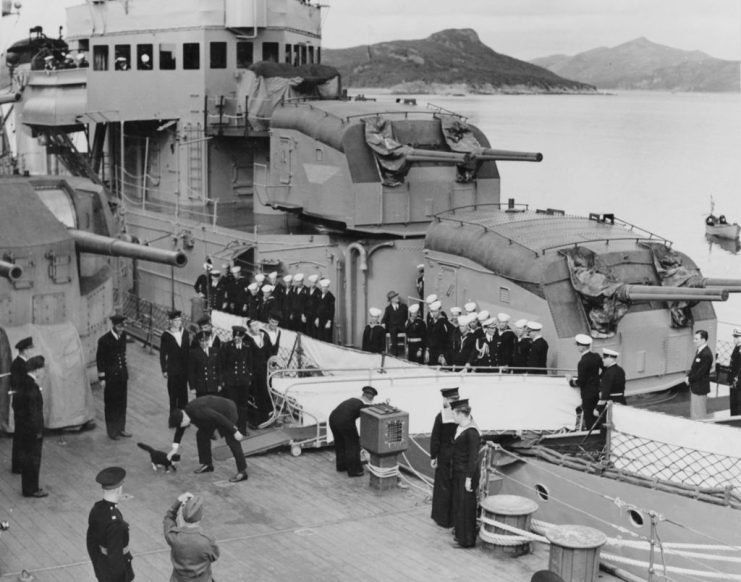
[284,274,303,332]
[300,274,321,336]
[449,306,462,326]
[226,266,244,314]
[254,273,266,284]
[426,294,438,305]
[567,334,603,430]
[464,301,478,314]
[282,274,293,285]
[267,271,278,283]
[425,300,451,366]
[470,316,496,371]
[315,279,335,342]
[729,329,741,415]
[258,284,275,322]
[362,307,386,353]
[405,303,426,363]
[525,322,548,373]
[596,348,626,423]
[511,319,531,369]
[451,313,477,371]
[495,312,517,368]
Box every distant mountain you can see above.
[323,29,595,94]
[531,37,740,92]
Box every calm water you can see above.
[361,91,741,328]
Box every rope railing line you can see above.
[600,553,741,581]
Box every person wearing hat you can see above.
[244,281,261,321]
[262,312,282,358]
[430,388,460,528]
[415,264,424,299]
[425,301,452,366]
[13,355,47,498]
[470,317,497,372]
[495,313,517,368]
[258,284,276,323]
[525,322,548,374]
[189,330,222,397]
[244,319,274,428]
[163,492,220,582]
[190,316,221,350]
[315,278,335,343]
[404,303,426,363]
[381,290,408,357]
[512,319,532,370]
[567,334,603,430]
[219,326,252,434]
[226,265,246,315]
[10,336,34,474]
[450,398,480,548]
[328,386,378,477]
[160,310,191,415]
[193,261,214,310]
[284,274,306,332]
[86,467,134,582]
[214,268,231,312]
[362,307,386,354]
[685,330,713,419]
[97,315,132,439]
[450,314,477,371]
[303,274,321,338]
[596,348,626,425]
[729,329,741,415]
[168,395,248,482]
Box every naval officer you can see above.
[86,467,134,582]
[328,385,377,477]
[10,336,34,474]
[568,334,603,430]
[14,355,48,498]
[96,315,132,439]
[430,387,460,528]
[729,329,741,416]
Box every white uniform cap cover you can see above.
[527,321,543,331]
[476,310,490,322]
[255,274,266,282]
[602,348,619,357]
[268,271,277,279]
[283,274,293,283]
[483,317,497,327]
[429,300,442,312]
[307,274,319,283]
[733,328,741,337]
[514,318,528,328]
[575,334,592,346]
[450,307,462,315]
[416,264,425,270]
[458,314,473,326]
[247,283,258,291]
[369,307,382,317]
[231,266,241,274]
[464,302,477,313]
[294,273,305,281]
[497,312,510,322]
[319,278,330,288]
[211,270,221,275]
[203,262,212,270]
[409,303,420,313]
[261,284,274,293]
[426,294,438,305]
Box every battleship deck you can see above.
[0,341,621,582]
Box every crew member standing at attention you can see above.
[381,290,408,357]
[362,307,386,353]
[160,310,190,415]
[425,301,451,366]
[450,398,480,549]
[287,274,306,332]
[10,336,33,474]
[191,317,222,350]
[97,315,132,440]
[567,334,603,430]
[188,331,221,397]
[430,388,460,528]
[596,348,626,424]
[686,330,713,419]
[495,313,516,369]
[526,321,548,374]
[245,319,273,427]
[87,467,134,582]
[14,355,47,498]
[303,274,321,337]
[328,385,377,477]
[404,303,426,363]
[729,329,741,416]
[262,312,282,358]
[193,262,214,309]
[511,319,531,371]
[220,326,252,434]
[314,278,335,343]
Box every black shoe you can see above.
[108,435,120,440]
[194,464,214,474]
[229,471,248,483]
[119,431,132,438]
[348,470,365,477]
[26,489,49,498]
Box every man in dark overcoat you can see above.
[328,385,377,477]
[568,334,603,430]
[188,331,221,397]
[685,329,713,419]
[160,310,190,414]
[96,315,131,439]
[220,326,252,433]
[10,336,33,474]
[14,355,47,498]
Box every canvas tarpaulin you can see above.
[363,116,414,187]
[562,247,630,337]
[0,322,94,432]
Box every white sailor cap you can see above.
[247,282,258,292]
[268,271,277,280]
[211,269,221,276]
[409,303,420,314]
[514,318,528,329]
[458,314,473,326]
[602,348,619,357]
[203,262,213,271]
[497,312,510,322]
[575,334,592,346]
[464,302,477,313]
[307,274,318,283]
[429,300,442,312]
[483,317,497,327]
[255,273,266,282]
[319,278,330,288]
[416,263,425,270]
[476,310,490,322]
[261,284,274,293]
[526,321,543,331]
[231,266,241,274]
[221,263,229,270]
[294,273,305,282]
[369,307,382,317]
[283,274,293,283]
[450,307,462,316]
[426,294,438,305]
[733,329,741,337]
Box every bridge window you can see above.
[300,44,307,65]
[293,44,300,65]
[159,43,176,70]
[317,47,321,63]
[285,44,292,64]
[184,43,200,70]
[92,45,109,71]
[210,42,226,69]
[308,45,314,64]
[114,44,130,70]
[236,42,253,68]
[262,42,279,63]
[137,44,153,70]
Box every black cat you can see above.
[137,442,180,472]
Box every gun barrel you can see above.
[0,92,21,105]
[406,149,467,164]
[701,277,741,288]
[0,260,23,281]
[70,229,188,267]
[475,148,543,162]
[618,285,728,302]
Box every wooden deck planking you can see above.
[0,340,620,582]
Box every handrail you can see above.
[543,236,667,255]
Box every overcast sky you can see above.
[2,0,740,61]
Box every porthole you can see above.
[534,483,549,501]
[627,508,644,528]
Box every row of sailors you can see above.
[194,264,335,340]
[362,292,549,372]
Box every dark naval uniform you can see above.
[599,364,626,407]
[362,323,386,354]
[13,372,44,496]
[86,500,134,582]
[314,290,336,343]
[527,337,549,374]
[496,329,517,368]
[570,351,603,430]
[188,345,221,397]
[96,330,129,438]
[9,354,28,474]
[426,317,451,366]
[512,336,531,370]
[729,343,741,416]
[451,425,481,548]
[430,412,458,527]
[405,316,426,363]
[328,396,370,476]
[160,329,190,413]
[220,340,252,433]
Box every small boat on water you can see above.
[705,214,741,240]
